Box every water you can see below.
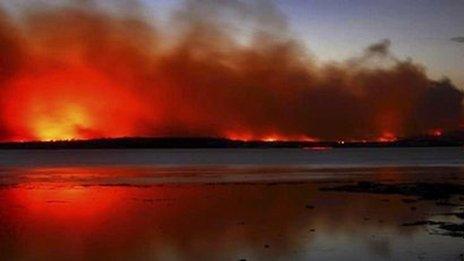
[0,147,463,168]
[0,148,464,260]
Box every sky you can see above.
[142,0,464,89]
[1,0,463,141]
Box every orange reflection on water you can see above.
[8,184,123,227]
[1,166,464,260]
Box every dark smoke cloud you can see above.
[366,39,391,56]
[0,0,462,141]
[451,37,464,43]
[0,8,23,82]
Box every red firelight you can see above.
[377,132,397,143]
[429,129,444,137]
[1,66,150,141]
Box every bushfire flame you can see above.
[2,67,149,141]
[0,0,462,142]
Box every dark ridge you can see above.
[0,137,319,149]
[0,130,464,149]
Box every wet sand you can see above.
[1,166,464,260]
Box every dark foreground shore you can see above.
[1,166,464,260]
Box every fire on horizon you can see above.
[0,0,463,142]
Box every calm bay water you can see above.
[1,147,464,260]
[0,147,463,168]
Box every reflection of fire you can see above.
[8,184,124,227]
[0,166,455,260]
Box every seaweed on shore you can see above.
[402,220,464,238]
[439,212,464,219]
[321,181,464,200]
[402,220,443,226]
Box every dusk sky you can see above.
[4,0,463,87]
[143,0,464,88]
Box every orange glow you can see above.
[225,131,255,142]
[7,183,125,228]
[0,2,461,143]
[1,67,150,141]
[225,131,318,142]
[377,132,397,143]
[262,135,279,142]
[34,104,91,141]
[429,128,444,137]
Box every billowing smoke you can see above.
[0,0,462,141]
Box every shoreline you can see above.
[0,136,463,149]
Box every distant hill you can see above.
[0,132,463,149]
[0,137,313,149]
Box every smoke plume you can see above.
[0,0,462,141]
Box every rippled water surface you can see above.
[1,148,464,260]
